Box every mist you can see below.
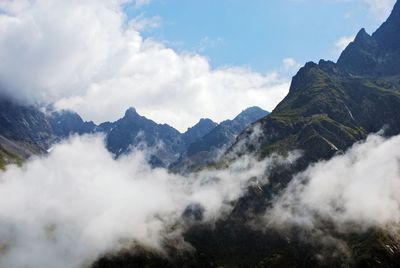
[0,134,296,268]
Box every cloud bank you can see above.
[267,134,400,233]
[0,0,289,131]
[0,134,295,268]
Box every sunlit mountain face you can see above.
[0,1,400,268]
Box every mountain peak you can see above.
[233,106,269,124]
[188,118,217,131]
[124,107,139,117]
[198,118,214,124]
[239,106,267,116]
[354,28,370,41]
[182,118,217,145]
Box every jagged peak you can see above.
[354,28,370,41]
[238,106,267,116]
[292,61,317,76]
[288,61,332,93]
[198,118,216,124]
[306,61,317,67]
[124,107,139,117]
[186,118,217,131]
[233,106,269,122]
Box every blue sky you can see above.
[127,0,394,72]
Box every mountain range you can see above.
[2,1,400,267]
[93,1,400,267]
[0,99,268,169]
[171,106,269,171]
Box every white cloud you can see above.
[0,0,289,132]
[267,133,400,232]
[364,0,396,20]
[335,35,355,53]
[0,134,295,268]
[194,36,225,53]
[325,0,395,20]
[129,14,161,31]
[282,58,301,72]
[133,0,151,9]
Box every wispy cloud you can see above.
[334,35,355,54]
[133,0,151,9]
[282,58,301,73]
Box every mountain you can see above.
[224,0,400,222]
[0,98,54,168]
[206,1,400,265]
[182,118,218,146]
[48,110,96,138]
[1,1,400,266]
[230,1,400,166]
[0,98,264,169]
[187,106,269,158]
[102,107,184,167]
[337,0,400,76]
[171,106,269,171]
[229,60,400,166]
[0,101,101,167]
[103,107,267,169]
